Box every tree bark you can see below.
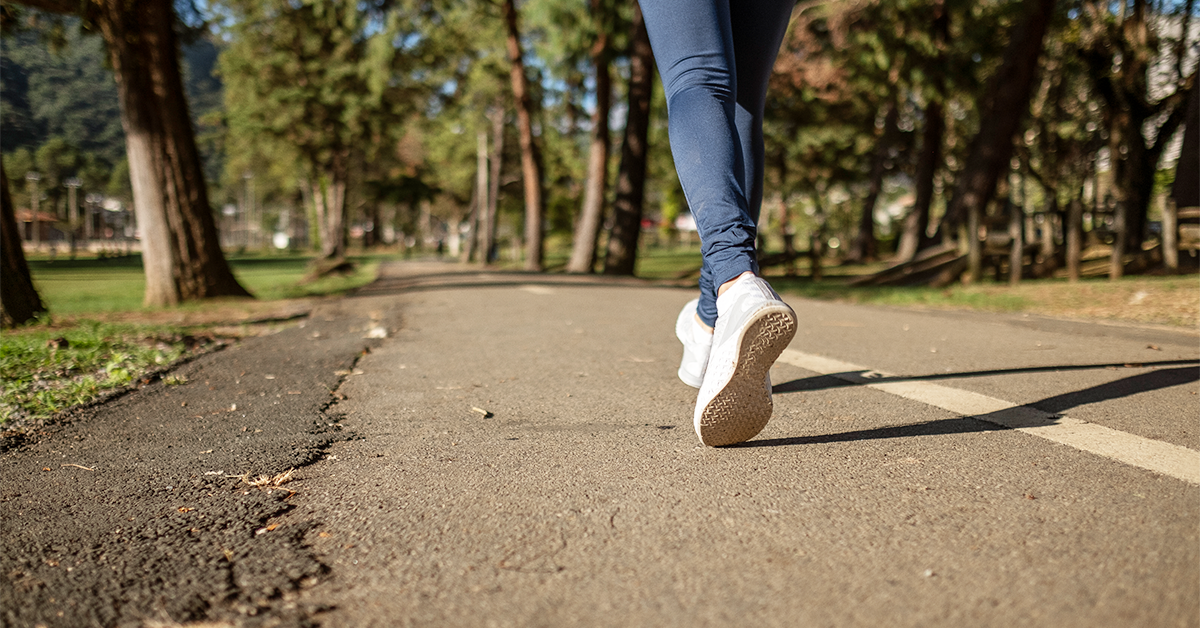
[465,128,489,263]
[1110,194,1127,279]
[1172,77,1200,210]
[1066,196,1083,281]
[1008,198,1024,284]
[1038,197,1058,272]
[603,3,653,276]
[938,0,1055,240]
[896,100,944,262]
[849,101,899,263]
[312,169,348,261]
[897,0,948,262]
[567,8,613,274]
[1166,77,1199,273]
[2,164,46,327]
[502,0,545,271]
[485,107,505,264]
[93,0,249,305]
[1086,0,1195,254]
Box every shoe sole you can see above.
[678,365,703,389]
[675,298,705,388]
[695,306,797,447]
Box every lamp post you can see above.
[84,193,102,242]
[243,171,255,249]
[25,172,40,251]
[65,177,82,258]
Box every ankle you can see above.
[717,271,755,297]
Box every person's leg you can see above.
[731,0,795,227]
[640,0,756,328]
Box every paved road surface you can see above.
[3,260,1197,627]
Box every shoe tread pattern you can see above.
[697,307,796,446]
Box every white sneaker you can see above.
[693,274,797,446]
[675,297,712,388]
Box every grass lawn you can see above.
[0,321,204,425]
[2,252,383,428]
[25,252,381,315]
[631,244,1198,328]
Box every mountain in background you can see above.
[1,14,225,193]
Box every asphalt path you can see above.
[2,260,1197,627]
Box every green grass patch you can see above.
[26,253,383,315]
[627,245,1195,326]
[26,255,148,314]
[225,254,382,300]
[8,253,384,428]
[0,321,214,426]
[768,277,1032,312]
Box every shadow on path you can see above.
[771,360,1200,394]
[742,364,1199,448]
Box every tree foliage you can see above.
[3,0,1195,280]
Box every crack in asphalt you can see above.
[0,309,385,628]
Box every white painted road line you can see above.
[776,349,1200,485]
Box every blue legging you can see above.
[641,0,794,327]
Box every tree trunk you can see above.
[364,202,381,249]
[94,0,249,305]
[502,0,545,271]
[567,13,613,274]
[1172,77,1200,210]
[938,0,1054,240]
[466,128,489,263]
[1166,77,1199,273]
[849,102,899,263]
[319,174,348,261]
[485,107,505,264]
[897,0,948,262]
[1066,196,1083,281]
[1086,0,1195,256]
[896,100,944,262]
[1008,199,1024,284]
[965,199,982,283]
[603,3,653,276]
[1,164,46,327]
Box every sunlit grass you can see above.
[6,252,384,427]
[26,253,383,314]
[0,321,203,425]
[632,245,1197,327]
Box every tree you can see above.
[501,0,547,271]
[1,163,46,327]
[894,0,950,262]
[565,0,615,273]
[938,0,1055,281]
[603,2,653,276]
[9,0,250,306]
[222,1,401,263]
[1173,78,1199,210]
[1080,0,1196,277]
[0,18,124,163]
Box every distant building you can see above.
[14,209,62,244]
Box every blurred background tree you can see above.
[1,0,1195,292]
